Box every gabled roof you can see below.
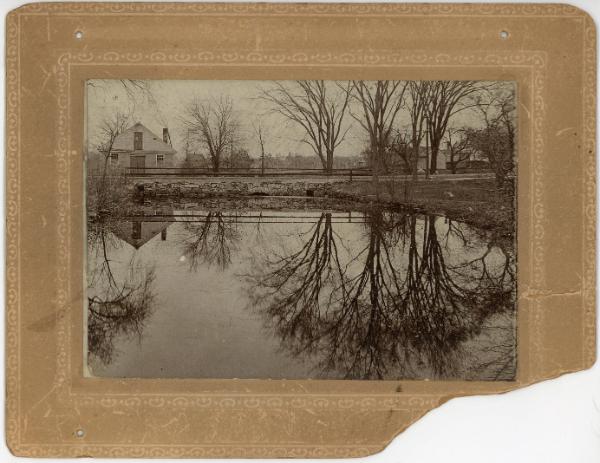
[112,122,177,155]
[112,219,172,250]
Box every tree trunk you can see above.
[371,146,380,193]
[326,150,334,174]
[429,138,440,174]
[449,152,456,174]
[412,145,419,181]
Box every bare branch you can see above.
[260,81,351,172]
[181,96,239,172]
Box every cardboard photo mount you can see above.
[5,2,596,458]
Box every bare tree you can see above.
[87,79,167,127]
[182,96,239,173]
[261,81,351,173]
[96,112,130,172]
[465,86,516,189]
[387,129,412,173]
[406,81,431,180]
[91,112,131,215]
[445,127,471,174]
[425,81,485,173]
[253,119,268,176]
[349,81,408,186]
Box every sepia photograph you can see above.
[7,1,599,459]
[85,79,516,380]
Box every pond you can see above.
[86,199,516,381]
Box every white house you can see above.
[109,122,176,171]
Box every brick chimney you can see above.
[163,128,170,145]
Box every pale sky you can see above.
[86,80,514,161]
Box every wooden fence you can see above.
[124,166,374,180]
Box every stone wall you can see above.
[133,180,345,200]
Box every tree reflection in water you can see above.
[181,212,240,271]
[245,210,516,380]
[87,218,157,366]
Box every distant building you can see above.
[442,144,491,171]
[365,147,448,173]
[184,151,209,168]
[109,122,176,170]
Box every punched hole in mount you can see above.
[500,30,509,39]
[74,30,84,40]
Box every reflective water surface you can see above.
[87,203,516,380]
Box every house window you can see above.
[134,131,143,150]
[157,154,165,166]
[132,221,141,240]
[109,152,118,165]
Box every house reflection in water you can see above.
[112,218,171,250]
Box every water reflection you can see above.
[181,212,241,271]
[245,211,515,379]
[86,206,516,380]
[87,217,157,365]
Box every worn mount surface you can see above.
[5,2,596,458]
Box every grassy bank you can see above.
[94,172,514,236]
[330,177,515,236]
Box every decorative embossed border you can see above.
[5,2,591,15]
[62,48,547,391]
[5,3,595,458]
[583,12,597,368]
